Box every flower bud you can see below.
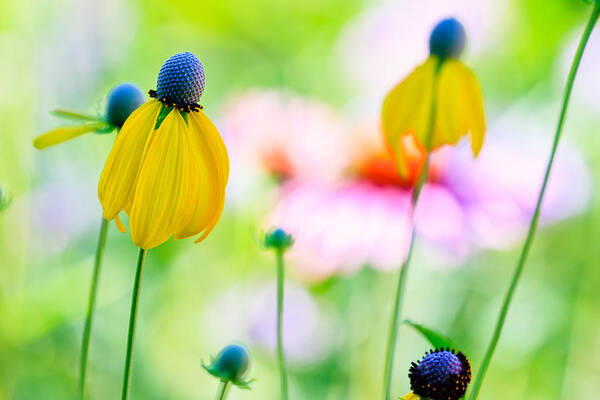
[429,18,466,59]
[264,228,294,251]
[408,348,471,400]
[203,344,253,388]
[105,83,145,128]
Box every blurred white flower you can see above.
[336,0,509,97]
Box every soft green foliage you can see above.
[404,320,457,350]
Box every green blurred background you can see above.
[1,0,599,399]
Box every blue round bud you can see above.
[156,52,205,107]
[409,349,471,400]
[213,345,250,381]
[429,18,466,59]
[264,228,294,250]
[105,83,145,128]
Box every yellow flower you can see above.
[382,18,485,178]
[98,52,229,249]
[33,83,145,150]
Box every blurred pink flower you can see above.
[219,90,350,204]
[220,89,590,281]
[268,120,466,281]
[268,113,590,281]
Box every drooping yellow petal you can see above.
[98,100,161,220]
[33,122,106,150]
[129,110,190,249]
[432,59,467,149]
[194,110,229,243]
[456,62,486,156]
[174,110,229,242]
[171,119,202,237]
[195,110,229,190]
[382,57,437,177]
[114,215,126,233]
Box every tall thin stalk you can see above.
[121,248,147,400]
[382,59,443,400]
[78,217,109,400]
[468,4,600,399]
[275,248,289,400]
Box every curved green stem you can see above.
[78,217,109,400]
[121,248,147,400]
[216,380,230,400]
[468,5,600,399]
[382,58,443,400]
[275,248,289,400]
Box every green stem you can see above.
[275,248,289,400]
[121,248,147,400]
[78,217,109,400]
[382,58,443,400]
[468,5,600,399]
[381,223,420,400]
[216,380,230,400]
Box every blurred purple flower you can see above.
[444,112,591,250]
[29,172,98,254]
[203,281,340,365]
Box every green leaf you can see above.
[404,320,457,350]
[51,109,103,123]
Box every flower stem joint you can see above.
[429,18,466,60]
[148,52,206,113]
[264,228,294,251]
[203,344,254,389]
[404,348,472,400]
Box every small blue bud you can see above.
[409,348,471,400]
[155,52,205,108]
[429,18,466,59]
[264,228,294,251]
[105,83,145,128]
[203,344,253,388]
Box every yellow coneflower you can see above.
[382,18,485,178]
[98,52,229,250]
